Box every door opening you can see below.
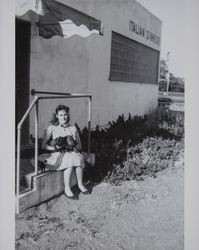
[15,18,31,145]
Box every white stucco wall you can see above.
[24,0,162,136]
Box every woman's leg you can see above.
[63,167,74,197]
[75,166,88,193]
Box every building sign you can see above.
[129,20,160,46]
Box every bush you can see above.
[80,107,184,184]
[104,137,183,185]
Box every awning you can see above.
[16,0,103,39]
[16,0,44,16]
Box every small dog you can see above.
[38,160,47,173]
[49,136,77,152]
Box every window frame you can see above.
[109,31,160,85]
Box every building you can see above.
[16,0,162,143]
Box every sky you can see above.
[136,0,185,78]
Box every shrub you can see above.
[104,137,183,185]
[80,107,184,184]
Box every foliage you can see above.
[104,137,183,185]
[159,59,185,93]
[159,59,168,80]
[80,107,184,184]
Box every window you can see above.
[109,32,160,84]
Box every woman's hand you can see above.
[53,144,62,152]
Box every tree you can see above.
[159,59,184,93]
[159,59,168,80]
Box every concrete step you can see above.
[15,152,95,213]
[15,158,34,192]
[16,169,78,214]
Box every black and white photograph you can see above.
[1,0,199,249]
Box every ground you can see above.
[16,155,184,250]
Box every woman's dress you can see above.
[40,124,85,170]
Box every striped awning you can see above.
[16,0,103,39]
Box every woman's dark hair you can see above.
[50,105,70,125]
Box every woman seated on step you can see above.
[41,104,89,199]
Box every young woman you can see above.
[41,105,88,199]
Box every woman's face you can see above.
[56,109,70,126]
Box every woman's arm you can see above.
[74,129,82,151]
[41,126,56,152]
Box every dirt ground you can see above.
[16,155,184,250]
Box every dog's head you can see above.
[66,135,76,146]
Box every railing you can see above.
[16,90,92,201]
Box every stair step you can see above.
[15,152,96,213]
[16,170,78,214]
[15,158,35,192]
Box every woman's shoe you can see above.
[82,190,90,195]
[64,193,79,200]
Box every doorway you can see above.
[15,18,31,145]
